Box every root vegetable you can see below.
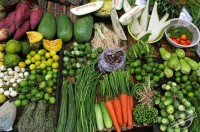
[8,22,16,36]
[6,11,16,28]
[30,6,43,30]
[15,2,31,28]
[14,19,30,40]
[0,28,9,41]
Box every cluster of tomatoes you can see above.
[170,34,192,46]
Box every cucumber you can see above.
[56,81,68,132]
[95,103,104,131]
[37,12,56,39]
[65,82,76,132]
[56,14,73,42]
[100,101,112,129]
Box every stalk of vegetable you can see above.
[140,0,149,31]
[105,100,121,132]
[56,81,68,132]
[75,62,100,132]
[65,82,76,132]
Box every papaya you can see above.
[43,39,62,52]
[56,14,73,42]
[74,14,94,43]
[26,31,43,44]
[37,12,56,40]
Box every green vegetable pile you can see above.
[14,68,57,107]
[159,48,199,78]
[155,81,196,132]
[62,42,103,78]
[132,78,158,124]
[128,57,165,82]
[126,40,153,62]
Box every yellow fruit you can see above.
[25,59,31,65]
[50,51,56,56]
[52,55,59,62]
[31,58,35,63]
[43,39,62,52]
[0,93,6,104]
[52,62,59,69]
[41,56,46,61]
[29,64,36,70]
[0,44,5,52]
[18,62,26,68]
[29,51,36,57]
[38,49,46,56]
[0,62,4,66]
[40,63,46,69]
[0,52,4,61]
[26,54,31,59]
[35,61,41,66]
[45,52,51,59]
[34,54,41,61]
[26,31,43,44]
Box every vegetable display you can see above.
[0,0,200,132]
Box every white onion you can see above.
[0,66,6,71]
[9,87,13,91]
[10,90,17,97]
[0,73,4,78]
[14,74,19,80]
[20,68,26,73]
[4,90,10,96]
[12,83,17,88]
[0,88,4,93]
[18,73,24,78]
[3,76,10,81]
[8,70,14,75]
[17,79,22,83]
[7,68,12,71]
[14,66,20,72]
[9,78,15,83]
[24,72,29,77]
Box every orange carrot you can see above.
[129,96,134,111]
[127,97,133,129]
[105,100,121,132]
[112,98,123,126]
[120,93,128,126]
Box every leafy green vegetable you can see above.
[167,26,193,40]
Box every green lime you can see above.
[20,80,28,87]
[97,47,103,53]
[129,68,135,74]
[39,81,47,89]
[153,75,160,83]
[21,87,31,94]
[72,63,77,69]
[44,93,50,100]
[181,75,189,83]
[30,70,36,75]
[49,97,56,104]
[31,88,39,96]
[28,80,37,87]
[191,70,197,76]
[187,92,194,98]
[175,77,181,83]
[66,65,72,70]
[184,84,192,92]
[135,74,142,81]
[28,74,36,81]
[159,72,165,78]
[69,69,75,77]
[47,81,54,87]
[35,92,43,99]
[158,64,165,70]
[181,89,187,95]
[175,71,182,77]
[42,69,47,75]
[145,66,152,73]
[21,99,29,106]
[14,99,21,107]
[35,68,42,74]
[135,67,142,74]
[70,58,76,63]
[18,94,26,100]
[154,69,162,75]
[26,94,32,99]
[194,91,199,97]
[90,52,98,59]
[132,61,140,68]
[62,70,68,76]
[147,58,154,63]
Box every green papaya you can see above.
[56,14,73,42]
[180,59,191,75]
[74,14,94,43]
[167,53,181,71]
[159,48,171,61]
[37,12,56,39]
[184,57,199,70]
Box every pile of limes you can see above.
[14,67,57,107]
[24,49,59,70]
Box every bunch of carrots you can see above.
[98,70,135,132]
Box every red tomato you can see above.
[181,34,187,40]
[185,39,191,45]
[180,40,186,45]
[175,38,181,44]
